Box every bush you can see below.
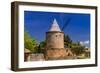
[71,45,85,56]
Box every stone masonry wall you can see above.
[46,32,64,49]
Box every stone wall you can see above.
[24,48,76,61]
[25,53,45,61]
[46,31,64,49]
[45,48,74,60]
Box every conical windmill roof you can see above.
[49,19,61,32]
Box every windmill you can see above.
[45,18,72,60]
[45,19,71,60]
[46,17,71,49]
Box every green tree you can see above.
[39,41,46,49]
[38,41,46,53]
[24,32,37,52]
[64,35,72,48]
[71,42,85,55]
[32,40,46,53]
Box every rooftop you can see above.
[49,19,61,32]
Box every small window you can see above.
[56,35,57,37]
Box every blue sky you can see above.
[24,11,90,48]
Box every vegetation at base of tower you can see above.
[34,41,46,53]
[39,41,46,49]
[64,35,72,48]
[64,35,85,56]
[39,41,46,52]
[64,35,72,44]
[71,44,85,55]
[24,32,38,52]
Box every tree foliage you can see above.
[24,32,37,52]
[38,41,46,53]
[64,35,72,48]
[64,35,85,55]
[39,41,46,49]
[71,42,85,55]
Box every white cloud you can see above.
[80,40,90,48]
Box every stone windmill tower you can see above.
[45,19,67,60]
[46,19,64,49]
